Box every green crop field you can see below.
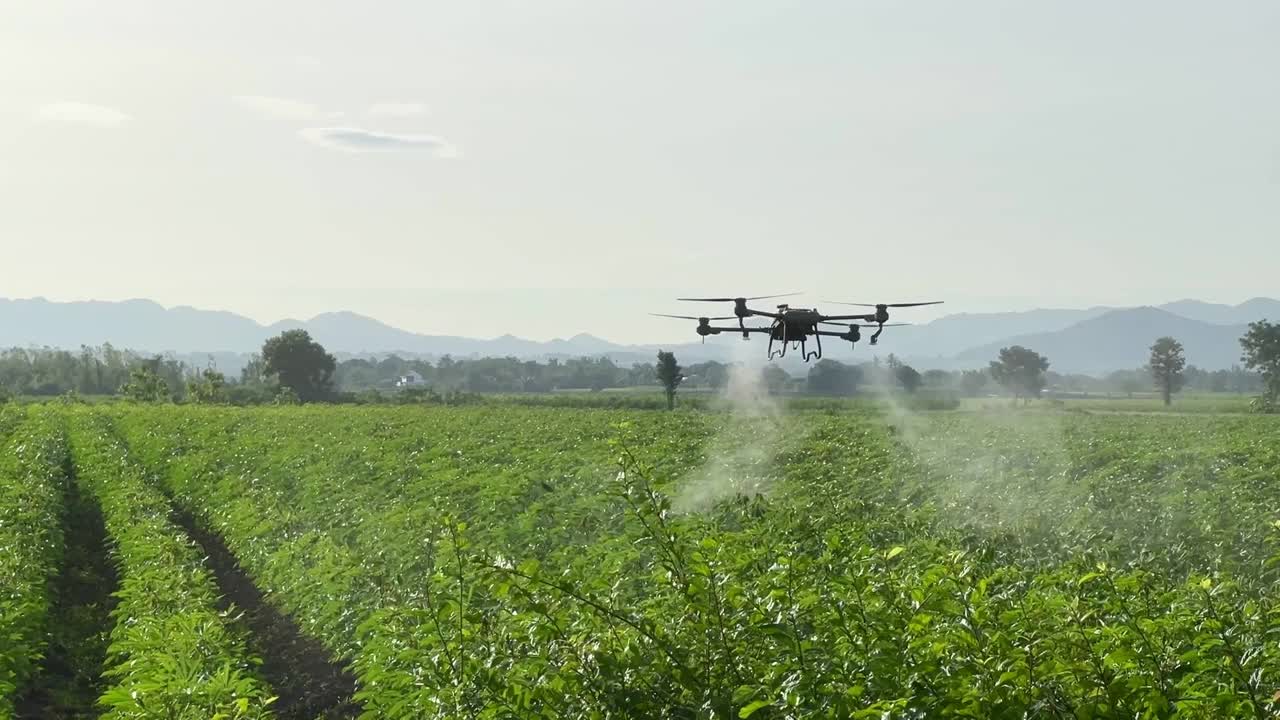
[2,402,1280,719]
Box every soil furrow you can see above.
[16,464,118,720]
[168,506,363,720]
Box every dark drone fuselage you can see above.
[770,307,822,341]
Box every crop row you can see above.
[0,409,67,717]
[106,405,1280,717]
[65,412,278,719]
[111,406,714,716]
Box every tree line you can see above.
[2,322,1278,413]
[956,320,1279,411]
[0,345,189,399]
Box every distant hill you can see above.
[876,306,1115,359]
[1155,297,1280,325]
[0,298,268,351]
[0,297,735,370]
[884,298,1277,361]
[1,295,1275,376]
[945,307,1251,374]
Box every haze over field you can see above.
[3,295,1276,374]
[3,1,1279,344]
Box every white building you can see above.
[396,370,424,387]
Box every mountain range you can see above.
[2,296,1276,376]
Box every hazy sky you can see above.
[2,1,1278,343]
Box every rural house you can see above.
[395,370,424,387]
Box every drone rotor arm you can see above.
[740,306,781,319]
[818,314,877,323]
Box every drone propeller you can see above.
[677,292,803,302]
[651,313,736,321]
[818,321,910,328]
[824,301,944,308]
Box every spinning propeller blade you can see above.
[818,321,911,328]
[650,313,735,321]
[824,301,944,308]
[677,292,803,302]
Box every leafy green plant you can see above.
[65,411,278,719]
[119,367,171,403]
[0,409,67,716]
[5,402,1277,718]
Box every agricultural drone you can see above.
[652,293,942,362]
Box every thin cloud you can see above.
[298,127,457,156]
[36,102,131,128]
[368,102,428,118]
[233,95,333,120]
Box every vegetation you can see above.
[64,412,278,718]
[119,365,171,403]
[0,409,66,717]
[1240,320,1280,412]
[761,365,790,393]
[260,329,336,403]
[1148,336,1187,406]
[989,345,1050,403]
[895,364,922,393]
[0,341,1268,408]
[2,401,1277,717]
[0,345,189,398]
[806,359,862,396]
[186,368,228,404]
[655,350,683,410]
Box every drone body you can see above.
[653,293,941,362]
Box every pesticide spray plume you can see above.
[863,358,1075,545]
[670,343,1080,547]
[672,343,790,513]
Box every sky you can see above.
[1,1,1277,343]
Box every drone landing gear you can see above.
[804,333,822,362]
[768,337,785,361]
[766,322,823,362]
[869,322,885,345]
[767,319,787,361]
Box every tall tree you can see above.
[1147,336,1186,406]
[1240,320,1280,409]
[261,330,336,403]
[761,365,791,394]
[186,368,228,404]
[806,359,861,396]
[120,366,170,402]
[896,364,923,394]
[922,369,952,388]
[988,346,1049,404]
[959,369,990,397]
[655,350,683,410]
[240,353,266,385]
